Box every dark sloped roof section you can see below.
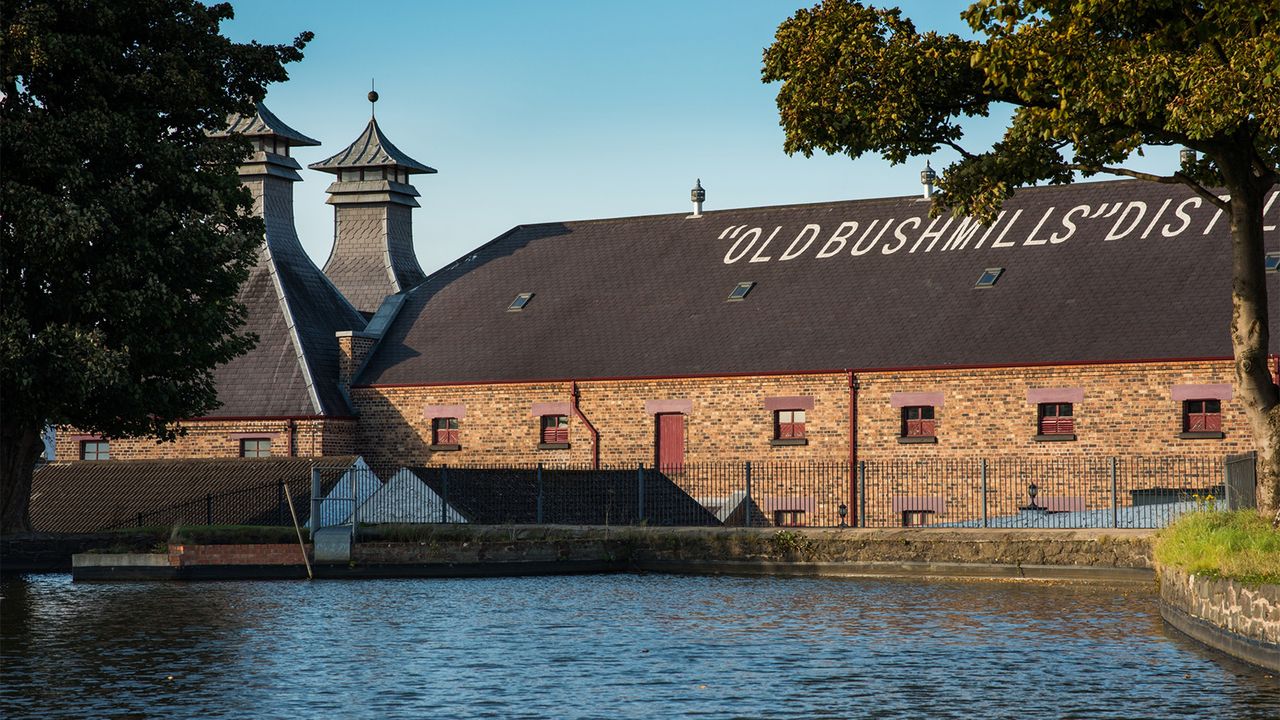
[308,117,436,174]
[359,180,1280,385]
[407,467,719,526]
[215,102,321,146]
[31,457,359,533]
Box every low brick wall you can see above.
[168,543,309,567]
[1159,566,1280,671]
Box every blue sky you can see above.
[225,1,1183,273]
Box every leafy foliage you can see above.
[1,1,309,440]
[762,0,1279,219]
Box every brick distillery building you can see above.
[49,102,1280,527]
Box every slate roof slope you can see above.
[359,179,1280,385]
[309,117,436,174]
[217,103,321,146]
[30,456,359,533]
[208,105,368,417]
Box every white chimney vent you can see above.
[920,161,937,200]
[689,179,705,218]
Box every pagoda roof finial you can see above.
[308,93,436,176]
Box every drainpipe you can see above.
[570,381,600,469]
[847,370,860,527]
[287,418,297,457]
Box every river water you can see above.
[2,573,1277,719]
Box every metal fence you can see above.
[118,455,1233,532]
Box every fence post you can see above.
[981,458,989,529]
[1110,457,1119,529]
[536,463,543,524]
[442,465,450,524]
[277,479,285,526]
[637,464,645,524]
[350,468,358,542]
[857,461,867,528]
[744,461,752,527]
[309,468,321,536]
[205,493,213,526]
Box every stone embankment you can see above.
[1159,566,1280,672]
[65,525,1157,583]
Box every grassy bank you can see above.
[1154,511,1280,585]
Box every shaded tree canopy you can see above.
[0,0,311,531]
[764,0,1280,517]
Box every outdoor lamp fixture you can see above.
[1019,482,1044,512]
[1180,147,1197,168]
[838,503,849,528]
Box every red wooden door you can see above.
[657,414,684,472]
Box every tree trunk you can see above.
[1223,162,1280,521]
[0,417,42,535]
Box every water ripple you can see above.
[2,574,1278,719]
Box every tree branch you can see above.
[940,139,976,159]
[1068,163,1230,211]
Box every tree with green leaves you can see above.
[764,0,1280,520]
[0,0,312,533]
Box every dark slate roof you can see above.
[406,467,720,526]
[216,103,321,146]
[308,117,436,174]
[30,457,359,533]
[359,179,1280,385]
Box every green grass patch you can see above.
[1154,510,1280,585]
[168,525,308,546]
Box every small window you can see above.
[901,406,936,437]
[1183,399,1222,432]
[541,415,569,444]
[1038,402,1074,435]
[774,510,806,527]
[774,409,806,439]
[361,167,384,181]
[339,169,359,182]
[80,440,109,461]
[975,267,1004,288]
[239,438,271,458]
[902,510,934,527]
[727,282,755,301]
[509,292,534,311]
[432,417,460,445]
[1265,252,1280,273]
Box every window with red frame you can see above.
[432,417,460,445]
[901,406,936,437]
[1038,403,1074,435]
[541,415,569,444]
[1183,400,1222,432]
[774,509,805,527]
[80,440,109,461]
[902,510,934,527]
[774,409,806,439]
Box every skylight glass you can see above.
[1266,252,1280,274]
[975,268,1004,288]
[508,292,533,311]
[727,282,755,301]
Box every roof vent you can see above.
[508,292,534,311]
[920,161,937,200]
[727,281,755,301]
[975,268,1004,288]
[689,179,706,219]
[1265,252,1280,273]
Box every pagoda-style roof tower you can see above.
[309,92,434,313]
[209,103,366,417]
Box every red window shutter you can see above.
[919,419,936,436]
[1188,413,1205,431]
[1204,413,1222,431]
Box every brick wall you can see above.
[55,418,356,461]
[168,543,308,566]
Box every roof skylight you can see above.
[1266,252,1280,274]
[727,282,755,302]
[975,268,1004,288]
[508,292,533,311]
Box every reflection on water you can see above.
[2,574,1277,719]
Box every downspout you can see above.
[570,381,600,469]
[287,419,297,457]
[847,370,860,527]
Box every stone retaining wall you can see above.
[1159,566,1280,671]
[169,543,309,567]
